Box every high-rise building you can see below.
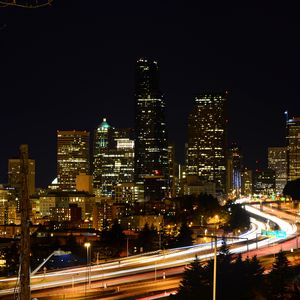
[186,92,227,193]
[93,118,112,190]
[8,158,36,196]
[57,130,90,191]
[268,147,287,193]
[168,144,179,197]
[93,118,135,197]
[252,169,276,195]
[226,144,243,197]
[286,117,300,181]
[241,168,252,196]
[134,58,169,199]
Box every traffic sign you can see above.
[261,230,287,238]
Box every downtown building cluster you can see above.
[0,58,298,237]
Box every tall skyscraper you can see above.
[186,92,227,193]
[8,158,36,196]
[134,58,169,199]
[241,168,252,196]
[93,118,135,197]
[93,118,112,191]
[168,144,179,197]
[268,147,287,193]
[286,117,300,181]
[57,130,90,191]
[226,144,243,197]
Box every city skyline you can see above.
[0,2,299,187]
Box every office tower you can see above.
[93,118,112,191]
[241,168,252,195]
[134,58,169,200]
[93,118,135,197]
[252,169,276,195]
[57,130,90,191]
[286,117,300,181]
[226,143,243,197]
[186,92,227,193]
[268,147,287,193]
[168,144,179,197]
[8,158,36,196]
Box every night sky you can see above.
[0,1,299,187]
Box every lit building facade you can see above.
[134,58,169,199]
[57,130,90,191]
[93,118,135,197]
[93,118,111,191]
[113,183,138,203]
[168,144,180,198]
[8,158,35,196]
[286,118,300,181]
[186,92,227,194]
[268,147,287,193]
[0,187,18,225]
[39,191,94,221]
[252,169,276,195]
[226,144,243,197]
[241,168,252,196]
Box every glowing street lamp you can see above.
[84,242,91,290]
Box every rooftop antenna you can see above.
[0,0,53,8]
[284,110,289,122]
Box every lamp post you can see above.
[84,242,91,291]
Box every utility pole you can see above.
[213,236,217,300]
[19,144,31,300]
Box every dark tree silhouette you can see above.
[268,250,290,299]
[225,203,250,231]
[172,242,265,300]
[233,255,265,300]
[101,220,125,257]
[174,222,194,247]
[137,223,158,252]
[283,179,300,200]
[171,256,210,299]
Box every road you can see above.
[0,202,299,299]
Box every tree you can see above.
[174,222,194,247]
[171,256,210,299]
[137,223,158,253]
[172,242,266,300]
[232,255,265,300]
[4,241,19,276]
[283,179,300,200]
[101,220,126,257]
[268,250,290,299]
[225,203,250,232]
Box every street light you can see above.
[84,242,91,291]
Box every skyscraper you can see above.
[8,158,36,196]
[93,118,112,191]
[286,117,300,181]
[134,58,169,199]
[93,118,135,197]
[186,92,227,193]
[268,147,287,193]
[226,144,243,197]
[57,130,90,191]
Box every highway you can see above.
[0,202,298,299]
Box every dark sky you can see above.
[0,1,299,187]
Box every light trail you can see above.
[0,203,297,296]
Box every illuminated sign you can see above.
[261,230,286,238]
